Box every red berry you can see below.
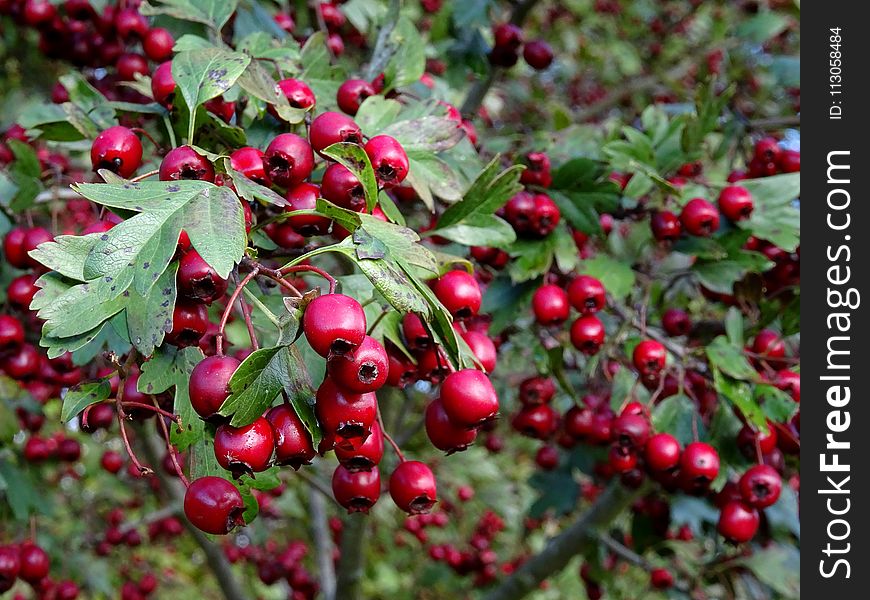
[680,442,720,492]
[165,300,209,347]
[309,112,363,157]
[738,464,782,508]
[461,330,497,372]
[91,126,142,178]
[650,210,682,241]
[440,369,499,428]
[511,404,558,440]
[151,61,176,107]
[364,135,409,189]
[645,433,681,471]
[276,78,316,110]
[2,343,39,379]
[159,146,215,182]
[0,315,25,349]
[425,398,478,454]
[611,414,650,449]
[315,378,377,450]
[519,376,556,405]
[3,227,29,268]
[535,445,559,470]
[23,0,56,26]
[335,419,384,471]
[493,23,523,50]
[753,137,781,163]
[285,182,331,236]
[143,27,175,62]
[390,460,437,514]
[386,344,417,387]
[0,546,19,591]
[569,315,605,355]
[7,274,39,310]
[718,185,754,221]
[523,40,554,70]
[520,152,552,187]
[608,446,638,473]
[189,355,240,420]
[680,198,720,236]
[114,7,148,39]
[332,464,380,513]
[178,250,228,304]
[116,53,150,81]
[303,294,367,357]
[778,149,800,173]
[214,417,275,476]
[650,568,674,590]
[567,275,606,314]
[431,270,482,319]
[265,133,314,188]
[773,369,800,402]
[184,476,245,535]
[752,329,786,363]
[321,162,367,212]
[229,147,269,185]
[101,450,124,474]
[18,543,49,584]
[336,79,375,115]
[633,340,666,378]
[661,308,691,336]
[266,404,316,469]
[327,335,389,393]
[717,501,759,543]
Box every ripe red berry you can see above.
[327,335,389,393]
[303,294,367,357]
[661,308,691,336]
[680,198,720,236]
[3,227,29,268]
[336,79,375,115]
[645,433,681,471]
[523,40,554,70]
[0,314,25,349]
[650,568,674,590]
[440,369,499,428]
[364,135,409,189]
[751,329,786,363]
[717,500,759,543]
[425,398,478,454]
[266,404,316,469]
[177,250,228,304]
[315,378,377,450]
[23,0,56,26]
[18,543,49,584]
[189,355,241,420]
[650,210,682,241]
[335,419,384,471]
[461,330,497,372]
[569,315,605,355]
[753,137,781,163]
[431,270,482,319]
[608,446,638,473]
[718,185,754,221]
[778,149,800,173]
[528,194,560,237]
[101,450,124,474]
[493,23,523,50]
[143,27,175,62]
[214,417,275,476]
[519,377,556,406]
[402,313,432,351]
[151,61,176,107]
[386,345,417,387]
[229,147,269,185]
[680,442,720,492]
[520,152,552,187]
[390,460,437,514]
[611,414,650,449]
[512,404,558,440]
[633,340,666,378]
[535,445,560,470]
[737,422,778,458]
[90,126,142,178]
[773,369,800,402]
[738,464,782,508]
[309,112,363,157]
[276,78,316,110]
[116,53,150,81]
[115,7,148,38]
[7,274,39,310]
[0,546,19,592]
[321,162,366,212]
[285,182,331,236]
[184,476,246,535]
[567,275,606,314]
[2,343,39,379]
[265,133,314,188]
[332,464,381,513]
[159,146,215,182]
[164,300,209,347]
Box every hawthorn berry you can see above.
[738,464,782,508]
[18,543,49,584]
[321,162,366,212]
[390,461,437,514]
[511,404,559,440]
[90,126,142,178]
[0,314,25,349]
[364,135,410,189]
[778,149,800,173]
[315,378,377,450]
[151,61,176,107]
[265,133,315,188]
[402,313,432,351]
[184,476,246,535]
[0,546,19,592]
[101,450,124,474]
[633,340,667,378]
[661,308,691,337]
[309,111,363,157]
[303,294,367,357]
[425,398,478,454]
[440,369,499,428]
[2,343,40,379]
[335,419,384,471]
[569,315,605,355]
[520,152,552,187]
[650,568,674,590]
[214,417,275,476]
[650,210,682,242]
[717,185,754,221]
[189,355,240,420]
[535,445,560,470]
[3,227,29,268]
[519,376,557,405]
[159,146,215,182]
[611,414,650,449]
[327,335,389,393]
[336,79,375,115]
[680,198,720,236]
[608,445,638,473]
[523,40,554,70]
[229,147,269,185]
[431,270,482,319]
[753,137,781,163]
[332,464,381,513]
[177,250,228,304]
[645,433,681,471]
[567,275,606,314]
[752,329,786,364]
[164,300,209,347]
[115,53,149,81]
[276,78,316,110]
[774,369,800,402]
[461,330,497,372]
[717,500,760,543]
[285,182,331,236]
[143,27,174,62]
[680,442,720,492]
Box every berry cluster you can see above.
[489,23,554,71]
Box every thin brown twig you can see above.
[216,267,260,355]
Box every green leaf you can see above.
[0,459,53,520]
[737,173,800,252]
[173,34,216,52]
[60,380,112,423]
[551,191,601,235]
[406,153,464,207]
[383,117,465,153]
[125,263,178,357]
[337,247,431,315]
[713,369,766,429]
[172,49,251,142]
[182,186,248,277]
[652,395,703,445]
[140,0,238,31]
[507,238,555,283]
[528,469,578,518]
[355,96,403,133]
[237,59,306,124]
[724,307,743,347]
[438,158,523,228]
[736,12,790,43]
[322,142,379,212]
[27,234,102,281]
[189,437,230,481]
[737,546,800,597]
[705,336,757,380]
[431,214,516,247]
[579,255,636,299]
[382,17,426,90]
[59,71,116,130]
[139,346,205,450]
[756,384,799,423]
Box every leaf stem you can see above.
[152,396,190,488]
[279,264,337,294]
